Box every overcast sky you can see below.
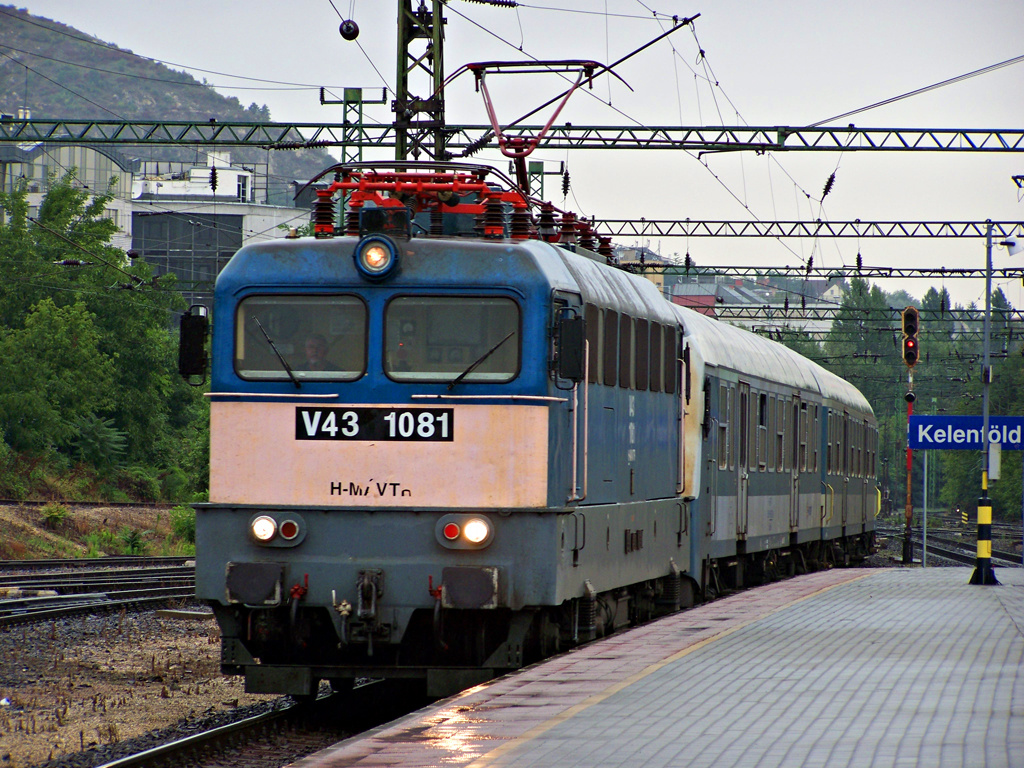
[12,0,1024,308]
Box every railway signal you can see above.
[902,306,920,367]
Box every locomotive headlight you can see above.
[251,515,277,542]
[436,514,494,549]
[354,235,398,281]
[463,518,490,544]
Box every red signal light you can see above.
[442,523,461,540]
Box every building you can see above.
[1,140,135,249]
[129,151,306,306]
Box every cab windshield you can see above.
[235,295,366,381]
[384,297,519,383]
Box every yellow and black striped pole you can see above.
[970,222,999,586]
[969,484,998,584]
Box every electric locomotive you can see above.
[181,161,876,699]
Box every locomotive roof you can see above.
[676,304,874,418]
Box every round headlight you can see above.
[251,515,277,542]
[354,235,398,280]
[463,518,490,544]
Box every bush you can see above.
[117,526,148,555]
[169,504,196,544]
[160,467,189,501]
[40,502,71,530]
[117,466,160,501]
[84,529,116,556]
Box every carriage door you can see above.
[737,382,750,538]
[786,397,802,528]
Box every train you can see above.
[180,160,878,699]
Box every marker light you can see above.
[354,235,398,280]
[463,518,491,544]
[251,515,277,542]
[279,519,300,540]
[443,522,461,540]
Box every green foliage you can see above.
[40,502,71,530]
[117,467,161,502]
[0,298,115,451]
[117,526,149,555]
[72,415,127,471]
[0,172,211,501]
[169,504,197,544]
[83,529,117,556]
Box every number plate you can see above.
[295,407,454,441]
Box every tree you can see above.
[0,299,114,451]
[0,172,209,499]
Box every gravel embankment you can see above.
[0,605,281,768]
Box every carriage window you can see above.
[776,397,785,472]
[663,325,677,394]
[767,395,776,472]
[718,384,729,470]
[841,415,849,475]
[586,304,601,384]
[235,295,366,381]
[827,413,833,474]
[738,386,749,470]
[636,319,650,390]
[757,393,768,471]
[812,405,820,473]
[384,296,519,382]
[651,324,663,391]
[619,315,635,389]
[799,403,808,471]
[603,310,618,386]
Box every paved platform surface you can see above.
[291,567,1024,768]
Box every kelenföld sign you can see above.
[909,415,1024,451]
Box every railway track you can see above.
[879,525,1022,567]
[0,558,197,627]
[92,680,427,768]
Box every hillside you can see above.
[0,5,336,202]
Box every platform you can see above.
[291,567,1024,768]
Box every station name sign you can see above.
[909,415,1024,451]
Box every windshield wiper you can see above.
[252,316,301,389]
[447,331,515,391]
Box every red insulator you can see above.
[577,218,597,251]
[510,202,534,240]
[598,236,614,260]
[537,202,559,243]
[313,189,336,238]
[475,189,505,238]
[559,212,577,245]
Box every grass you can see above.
[0,503,195,560]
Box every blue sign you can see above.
[909,415,1024,450]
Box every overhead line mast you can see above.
[394,0,447,161]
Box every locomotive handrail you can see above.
[569,340,589,503]
[822,483,835,525]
